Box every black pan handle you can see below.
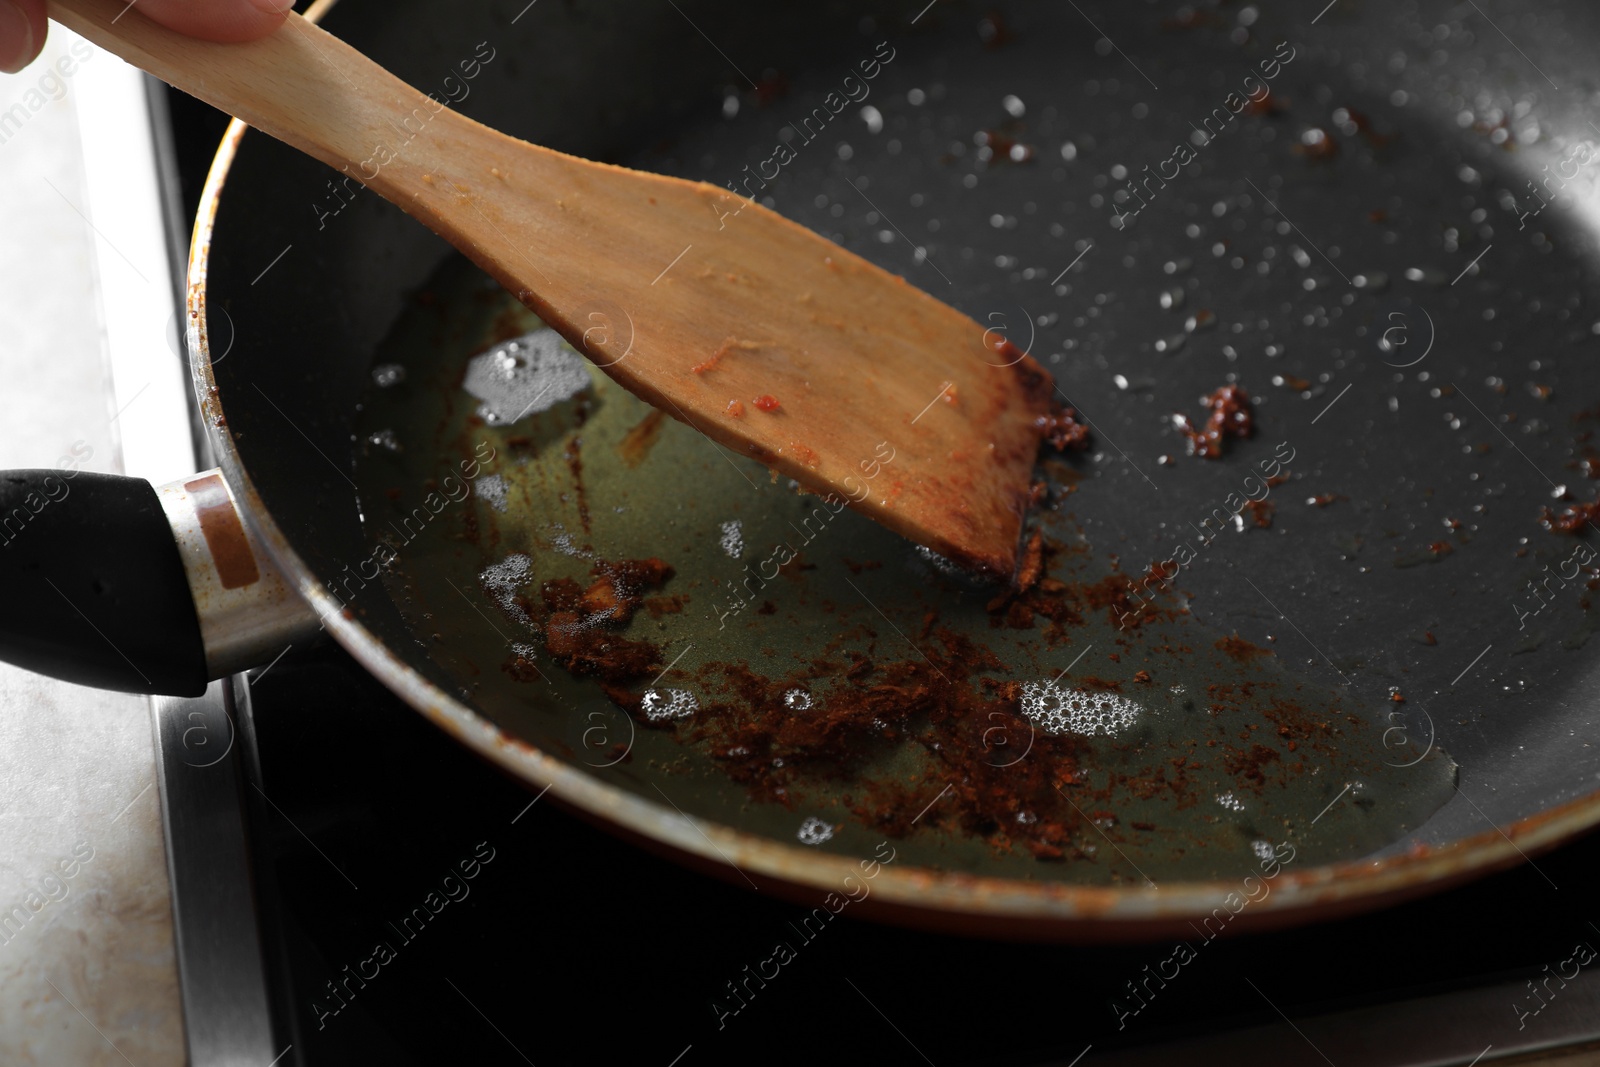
[0,468,318,696]
[0,470,207,695]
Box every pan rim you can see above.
[187,106,1600,938]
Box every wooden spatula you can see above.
[53,0,1064,578]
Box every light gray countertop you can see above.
[0,28,187,1067]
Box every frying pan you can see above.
[6,0,1600,940]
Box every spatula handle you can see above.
[51,0,438,192]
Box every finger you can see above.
[0,0,46,74]
[133,0,292,43]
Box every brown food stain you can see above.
[1541,497,1600,534]
[618,409,667,468]
[691,337,762,375]
[1016,528,1046,593]
[503,646,544,683]
[644,594,689,619]
[563,437,591,533]
[1036,402,1092,452]
[511,557,675,681]
[1216,634,1270,662]
[1174,383,1254,459]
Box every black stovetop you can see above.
[237,642,1599,1067]
[161,81,1600,1067]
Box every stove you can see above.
[150,65,1600,1067]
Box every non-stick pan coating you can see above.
[198,0,1600,933]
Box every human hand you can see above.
[1,0,293,74]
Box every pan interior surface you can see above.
[206,0,1600,917]
[351,253,1455,884]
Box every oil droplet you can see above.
[366,429,401,453]
[479,554,533,625]
[476,473,509,513]
[1019,680,1141,737]
[641,688,699,721]
[462,329,591,426]
[719,518,745,559]
[372,363,406,388]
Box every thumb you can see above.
[1,0,291,75]
[128,0,293,43]
[0,0,45,74]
